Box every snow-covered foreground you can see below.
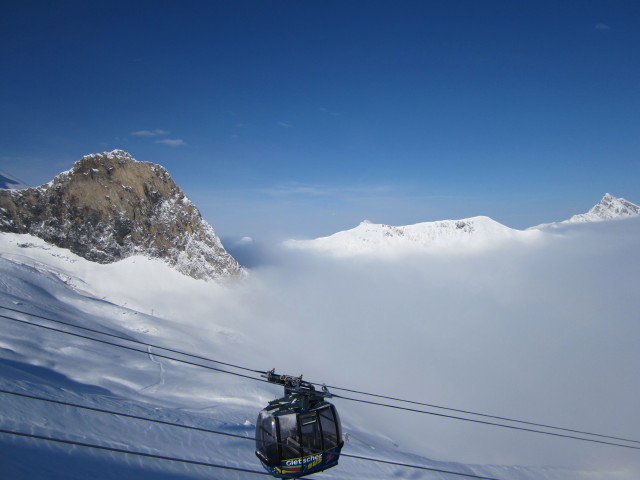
[1,218,639,479]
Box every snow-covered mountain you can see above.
[285,216,541,256]
[565,193,640,223]
[286,194,639,256]
[0,150,241,280]
[529,193,640,229]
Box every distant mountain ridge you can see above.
[285,216,542,256]
[287,193,639,256]
[0,150,241,280]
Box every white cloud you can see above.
[131,129,169,137]
[155,138,185,147]
[319,107,341,116]
[594,23,609,30]
[277,121,293,128]
[235,236,254,246]
[262,182,395,198]
[264,183,333,196]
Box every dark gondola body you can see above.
[255,371,344,478]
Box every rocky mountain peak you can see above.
[567,193,640,223]
[0,150,242,280]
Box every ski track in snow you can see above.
[142,347,166,392]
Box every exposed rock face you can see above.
[0,150,242,280]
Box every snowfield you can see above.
[1,217,640,479]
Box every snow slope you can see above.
[1,220,640,479]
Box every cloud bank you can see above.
[220,218,640,474]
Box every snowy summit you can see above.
[528,193,640,229]
[565,193,640,223]
[285,216,541,256]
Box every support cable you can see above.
[0,389,503,480]
[0,427,276,477]
[315,382,640,445]
[0,313,268,386]
[0,388,250,441]
[0,304,265,375]
[2,306,639,451]
[333,394,640,451]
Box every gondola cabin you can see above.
[255,371,343,478]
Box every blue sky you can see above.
[1,1,639,240]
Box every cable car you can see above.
[255,370,344,478]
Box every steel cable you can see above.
[0,388,503,480]
[2,305,639,451]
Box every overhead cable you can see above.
[0,388,504,480]
[0,304,265,375]
[0,313,269,385]
[0,427,276,477]
[333,394,640,451]
[0,388,250,441]
[317,382,640,445]
[2,305,639,451]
